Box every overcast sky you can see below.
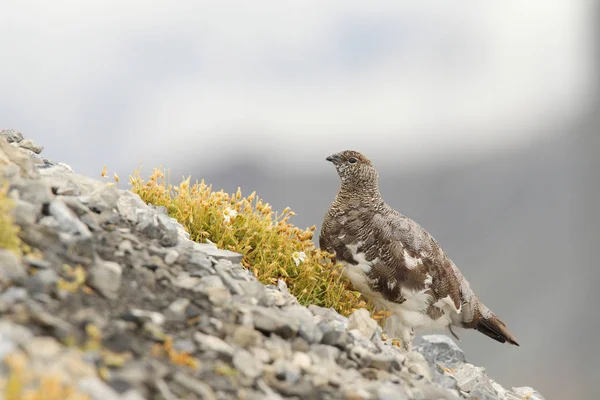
[1,1,596,176]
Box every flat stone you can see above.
[233,348,264,379]
[48,199,92,238]
[23,256,52,269]
[0,129,24,143]
[0,249,26,284]
[26,268,58,294]
[173,372,217,400]
[231,325,263,348]
[54,181,81,196]
[308,304,348,326]
[186,248,213,271]
[194,332,234,357]
[452,363,497,395]
[116,192,149,223]
[23,336,63,361]
[238,280,266,300]
[321,328,352,350]
[282,304,322,344]
[78,376,122,400]
[409,382,459,400]
[173,272,202,290]
[214,261,244,295]
[0,137,39,179]
[136,211,162,239]
[291,351,312,372]
[252,306,298,339]
[87,259,123,299]
[416,335,466,369]
[0,287,28,307]
[173,339,196,354]
[18,138,43,154]
[120,390,147,400]
[164,249,179,265]
[272,358,301,383]
[127,309,166,326]
[13,181,53,206]
[164,298,190,322]
[404,351,432,381]
[261,287,289,307]
[376,382,409,400]
[192,242,243,264]
[156,214,179,247]
[310,344,340,365]
[348,308,379,340]
[14,199,38,225]
[195,274,226,291]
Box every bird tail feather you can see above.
[476,314,520,346]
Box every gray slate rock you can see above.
[233,348,264,379]
[348,308,379,340]
[0,129,24,143]
[48,199,92,238]
[87,259,122,299]
[164,298,190,322]
[18,138,43,154]
[116,192,149,223]
[376,382,409,400]
[26,269,58,294]
[0,287,28,306]
[194,331,234,358]
[452,363,499,399]
[78,376,121,400]
[252,306,298,338]
[14,199,38,226]
[0,250,26,284]
[416,334,467,369]
[173,372,217,400]
[13,180,53,206]
[192,242,243,264]
[214,260,244,295]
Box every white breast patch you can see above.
[340,243,457,334]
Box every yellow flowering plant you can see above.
[130,168,371,316]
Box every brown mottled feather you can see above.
[320,150,519,346]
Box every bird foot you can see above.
[391,339,403,348]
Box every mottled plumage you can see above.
[320,150,519,350]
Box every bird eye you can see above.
[348,157,357,164]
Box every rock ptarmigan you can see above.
[319,150,519,350]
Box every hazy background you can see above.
[2,1,598,398]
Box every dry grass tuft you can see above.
[130,168,371,317]
[0,181,21,254]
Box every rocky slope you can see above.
[0,130,544,400]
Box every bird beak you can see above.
[326,153,342,164]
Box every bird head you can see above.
[326,150,379,189]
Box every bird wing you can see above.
[366,207,465,311]
[321,202,520,345]
[321,203,465,312]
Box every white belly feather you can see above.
[340,245,460,336]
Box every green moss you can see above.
[130,168,373,317]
